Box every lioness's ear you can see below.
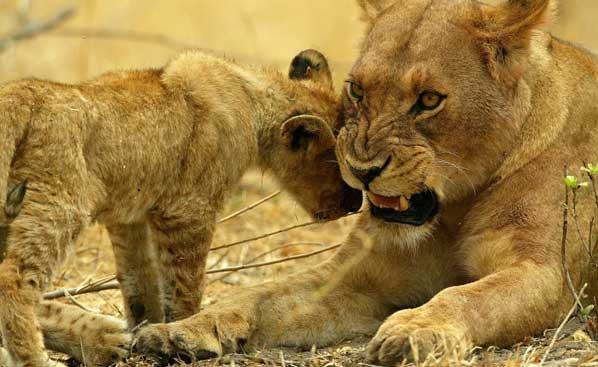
[356,0,396,22]
[472,0,557,87]
[281,116,335,154]
[5,180,27,219]
[289,49,334,91]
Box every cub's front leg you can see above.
[108,222,165,328]
[149,203,215,323]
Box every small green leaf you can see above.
[581,164,598,176]
[580,304,595,318]
[565,176,579,189]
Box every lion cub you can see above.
[0,49,361,367]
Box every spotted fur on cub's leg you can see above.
[38,302,131,367]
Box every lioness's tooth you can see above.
[398,195,409,212]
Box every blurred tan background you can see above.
[1,0,596,87]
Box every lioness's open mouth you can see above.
[368,190,439,226]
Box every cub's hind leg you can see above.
[0,188,89,367]
[108,221,164,328]
[149,204,214,322]
[38,301,131,366]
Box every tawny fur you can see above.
[0,50,360,367]
[134,0,598,365]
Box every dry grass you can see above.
[1,1,598,366]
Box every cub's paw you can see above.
[367,311,467,366]
[76,315,132,366]
[134,312,250,363]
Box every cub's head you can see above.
[265,49,363,221]
[337,0,554,234]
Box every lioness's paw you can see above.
[134,312,250,363]
[367,313,467,365]
[134,323,221,363]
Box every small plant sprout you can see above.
[581,163,598,177]
[564,175,589,190]
[579,304,595,321]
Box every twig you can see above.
[210,211,360,251]
[582,161,598,267]
[207,243,340,274]
[571,189,596,265]
[51,27,196,51]
[218,191,281,224]
[540,283,588,365]
[561,166,582,309]
[0,5,76,53]
[583,161,598,208]
[43,276,117,300]
[44,243,341,299]
[209,242,328,284]
[62,287,98,313]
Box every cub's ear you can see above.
[281,115,335,154]
[356,0,396,22]
[289,49,333,91]
[471,0,557,87]
[5,180,27,219]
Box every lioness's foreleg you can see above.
[149,206,214,322]
[134,267,386,360]
[133,231,447,361]
[368,251,565,365]
[108,222,164,327]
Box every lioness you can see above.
[134,0,598,365]
[0,49,361,367]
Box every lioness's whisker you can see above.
[431,159,476,195]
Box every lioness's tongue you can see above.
[368,193,410,212]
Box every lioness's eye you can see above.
[413,91,446,114]
[346,82,364,103]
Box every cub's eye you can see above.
[412,90,446,114]
[346,81,364,102]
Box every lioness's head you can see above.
[265,49,363,221]
[337,0,554,232]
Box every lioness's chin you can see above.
[368,213,435,249]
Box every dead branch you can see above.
[209,242,328,284]
[0,5,76,53]
[561,166,582,309]
[540,283,588,365]
[218,191,281,224]
[44,243,341,299]
[210,211,360,251]
[51,27,196,51]
[207,243,340,274]
[571,189,597,267]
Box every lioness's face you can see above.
[337,0,522,229]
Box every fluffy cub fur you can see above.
[0,49,360,367]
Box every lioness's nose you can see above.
[348,157,390,187]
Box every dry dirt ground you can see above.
[42,171,597,367]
